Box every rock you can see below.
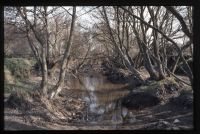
[121,92,160,109]
[173,119,180,124]
[162,121,170,125]
[170,90,193,109]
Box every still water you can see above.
[65,72,131,124]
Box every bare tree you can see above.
[101,6,144,82]
[147,6,166,79]
[120,6,193,83]
[17,7,49,95]
[50,6,76,99]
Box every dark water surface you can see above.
[64,72,132,125]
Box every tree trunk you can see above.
[147,7,165,80]
[102,7,144,83]
[164,6,192,40]
[17,7,49,96]
[120,6,193,83]
[50,6,76,99]
[131,19,158,80]
[41,44,48,95]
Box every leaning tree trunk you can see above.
[44,6,51,71]
[17,7,49,96]
[102,6,144,83]
[131,20,158,80]
[147,6,166,80]
[50,6,76,99]
[119,6,193,84]
[41,44,48,95]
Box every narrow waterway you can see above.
[64,72,133,126]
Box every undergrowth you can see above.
[4,58,37,93]
[4,58,36,79]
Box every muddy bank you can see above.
[4,71,193,130]
[4,61,193,130]
[4,96,193,130]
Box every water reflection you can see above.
[67,73,131,122]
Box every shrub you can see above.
[4,58,34,79]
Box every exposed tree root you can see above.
[6,89,87,123]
